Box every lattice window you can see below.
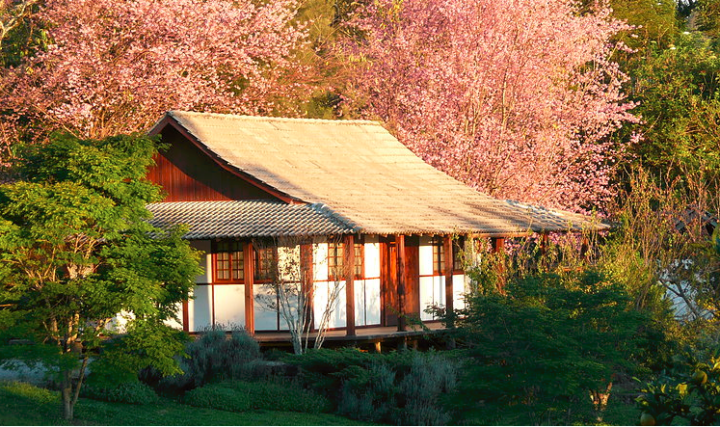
[432,237,445,275]
[354,242,364,279]
[254,246,275,282]
[214,240,243,282]
[328,242,344,281]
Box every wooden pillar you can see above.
[396,235,407,332]
[182,300,189,333]
[443,236,454,327]
[243,242,255,335]
[540,233,549,256]
[491,237,505,253]
[345,235,356,337]
[300,243,314,331]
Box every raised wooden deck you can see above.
[252,322,447,345]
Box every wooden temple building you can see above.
[145,111,605,346]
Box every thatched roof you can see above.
[148,111,608,237]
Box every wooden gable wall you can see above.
[147,126,280,202]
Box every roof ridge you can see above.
[168,110,382,127]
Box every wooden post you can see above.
[243,242,255,335]
[540,233,549,256]
[345,235,356,337]
[443,236,454,327]
[300,243,314,331]
[182,300,189,333]
[396,235,407,332]
[581,236,589,260]
[491,237,505,253]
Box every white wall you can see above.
[214,285,246,328]
[254,284,279,331]
[189,285,212,331]
[314,280,346,329]
[454,274,467,311]
[190,240,212,284]
[419,236,434,276]
[365,236,381,278]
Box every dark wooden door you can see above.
[404,236,420,318]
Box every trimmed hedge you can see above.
[184,380,330,414]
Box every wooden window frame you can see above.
[432,237,445,276]
[353,238,364,280]
[327,240,365,281]
[212,240,244,283]
[327,242,344,282]
[253,245,277,283]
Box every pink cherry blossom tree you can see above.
[346,0,638,212]
[0,0,307,146]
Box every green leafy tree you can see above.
[0,133,201,420]
[626,37,720,183]
[451,261,647,425]
[610,0,681,52]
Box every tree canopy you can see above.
[342,0,637,212]
[0,0,308,149]
[0,133,201,420]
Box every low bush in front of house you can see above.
[184,380,330,414]
[80,380,160,405]
[158,327,263,391]
[289,348,458,425]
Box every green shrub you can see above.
[447,266,646,425]
[185,380,330,413]
[184,383,252,412]
[160,327,261,389]
[397,352,456,425]
[1,381,58,404]
[292,349,457,425]
[80,380,159,405]
[637,347,720,425]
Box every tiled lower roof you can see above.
[147,199,608,240]
[147,200,357,239]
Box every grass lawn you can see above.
[0,382,367,426]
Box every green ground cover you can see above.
[0,382,366,426]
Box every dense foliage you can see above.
[0,133,201,420]
[290,349,457,425]
[80,380,160,406]
[637,347,720,425]
[449,263,647,425]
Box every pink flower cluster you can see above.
[1,0,306,140]
[348,0,638,212]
